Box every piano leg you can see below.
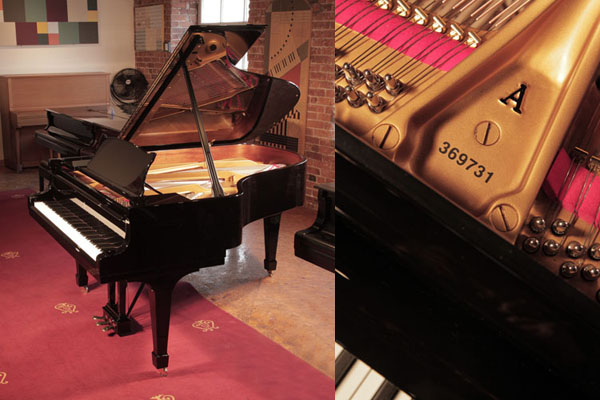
[263,214,281,275]
[75,262,88,290]
[148,279,177,371]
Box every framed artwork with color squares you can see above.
[0,0,99,46]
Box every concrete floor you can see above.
[0,165,334,379]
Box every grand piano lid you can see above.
[119,25,300,149]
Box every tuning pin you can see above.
[431,16,447,34]
[560,262,579,278]
[335,85,345,103]
[528,216,546,233]
[364,69,385,92]
[551,219,569,236]
[522,237,540,253]
[465,31,482,48]
[375,0,392,10]
[395,0,411,17]
[335,64,343,79]
[366,92,386,113]
[542,239,560,256]
[566,241,585,258]
[589,243,600,260]
[411,7,429,25]
[345,86,365,108]
[582,264,600,281]
[448,23,464,42]
[384,74,403,96]
[343,63,364,86]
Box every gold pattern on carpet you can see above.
[192,320,219,332]
[54,303,78,314]
[150,395,175,400]
[10,194,24,199]
[0,372,7,384]
[1,252,19,259]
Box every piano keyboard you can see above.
[33,198,125,261]
[336,343,413,400]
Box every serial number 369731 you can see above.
[438,141,494,184]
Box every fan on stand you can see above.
[110,68,148,114]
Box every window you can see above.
[200,0,250,69]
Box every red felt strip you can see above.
[335,0,474,71]
[544,149,600,226]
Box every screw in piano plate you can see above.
[542,239,560,256]
[366,92,387,114]
[370,124,401,150]
[490,204,518,232]
[560,261,579,278]
[384,74,403,96]
[345,86,365,108]
[551,219,569,236]
[566,241,585,258]
[589,243,600,260]
[582,264,600,281]
[474,121,501,146]
[528,216,546,233]
[522,237,540,254]
[364,69,385,92]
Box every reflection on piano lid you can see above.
[336,0,600,398]
[28,24,306,372]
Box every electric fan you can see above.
[110,68,148,114]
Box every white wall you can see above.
[0,0,135,161]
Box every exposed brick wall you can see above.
[134,0,334,210]
[249,0,335,210]
[134,0,172,82]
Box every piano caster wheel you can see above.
[159,368,168,377]
[81,285,89,293]
[267,270,274,277]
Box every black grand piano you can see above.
[28,25,306,372]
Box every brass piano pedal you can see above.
[92,315,105,320]
[96,320,110,326]
[102,325,114,333]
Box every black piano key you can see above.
[335,349,357,387]
[44,198,124,251]
[372,380,400,400]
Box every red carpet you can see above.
[0,189,332,399]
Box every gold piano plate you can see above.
[336,0,600,243]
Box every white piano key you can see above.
[335,342,344,359]
[71,198,126,238]
[335,359,371,400]
[393,390,413,400]
[350,368,386,400]
[34,201,102,261]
